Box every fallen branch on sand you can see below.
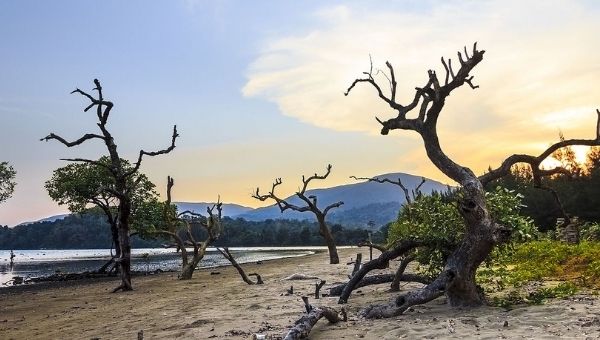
[283,296,346,340]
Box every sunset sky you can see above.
[1,0,599,226]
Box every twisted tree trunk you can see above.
[318,216,339,264]
[345,43,599,318]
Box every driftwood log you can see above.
[283,297,346,340]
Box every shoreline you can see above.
[2,248,600,339]
[0,249,324,294]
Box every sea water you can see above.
[0,247,324,286]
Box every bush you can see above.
[387,186,536,277]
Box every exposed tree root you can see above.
[359,271,451,319]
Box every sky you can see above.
[1,0,599,226]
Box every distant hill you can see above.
[18,214,69,226]
[17,172,448,230]
[174,202,253,217]
[236,172,449,228]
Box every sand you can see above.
[1,247,600,339]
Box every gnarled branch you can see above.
[40,133,105,147]
[127,125,179,177]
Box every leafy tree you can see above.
[41,79,178,291]
[45,157,159,270]
[0,161,16,204]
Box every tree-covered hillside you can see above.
[0,213,385,250]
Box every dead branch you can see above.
[40,133,105,147]
[357,241,387,253]
[127,125,179,176]
[338,240,424,303]
[315,280,326,299]
[283,297,346,340]
[390,254,416,292]
[350,253,362,277]
[329,273,431,296]
[359,271,452,319]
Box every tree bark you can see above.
[330,273,430,296]
[318,216,339,264]
[218,247,263,285]
[390,254,415,292]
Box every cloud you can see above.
[243,1,600,177]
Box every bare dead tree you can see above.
[253,164,344,264]
[153,176,223,280]
[41,79,178,292]
[345,43,600,318]
[217,247,263,285]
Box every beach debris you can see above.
[503,320,509,327]
[137,330,144,340]
[285,286,294,296]
[210,271,221,275]
[283,296,346,340]
[283,273,320,281]
[314,280,326,299]
[217,247,264,284]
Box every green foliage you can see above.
[0,161,16,204]
[0,215,379,249]
[491,282,579,308]
[45,157,160,233]
[486,187,537,242]
[387,191,462,277]
[581,222,600,241]
[487,146,600,231]
[387,187,536,277]
[479,240,600,307]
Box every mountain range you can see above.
[172,173,449,228]
[20,173,449,229]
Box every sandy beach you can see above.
[1,247,600,339]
